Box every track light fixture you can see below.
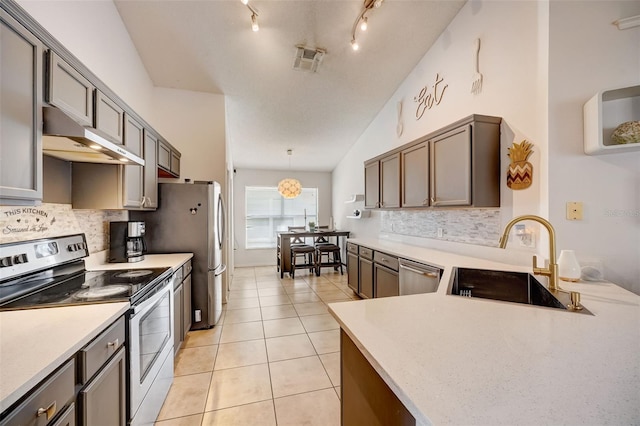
[350,0,384,51]
[240,0,259,32]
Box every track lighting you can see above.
[350,0,384,51]
[240,0,259,32]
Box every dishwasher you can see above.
[398,259,442,295]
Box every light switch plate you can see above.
[566,202,583,220]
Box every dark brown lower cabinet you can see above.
[359,258,374,299]
[79,347,126,426]
[341,330,415,426]
[347,252,359,294]
[374,264,399,298]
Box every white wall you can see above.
[333,0,547,256]
[333,0,640,294]
[233,169,332,267]
[547,0,640,293]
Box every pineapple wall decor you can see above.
[507,140,534,190]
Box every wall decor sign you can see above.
[2,207,56,235]
[507,140,534,190]
[413,73,448,120]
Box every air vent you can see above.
[292,45,326,73]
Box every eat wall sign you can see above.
[413,73,448,120]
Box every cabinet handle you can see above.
[380,257,388,263]
[108,338,119,349]
[430,197,435,204]
[37,401,56,420]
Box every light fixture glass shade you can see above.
[278,178,302,199]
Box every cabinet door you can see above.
[401,142,429,207]
[143,131,158,209]
[183,274,192,336]
[95,90,124,144]
[79,347,126,426]
[158,140,171,171]
[0,11,43,204]
[380,153,400,208]
[347,252,359,294]
[123,113,144,208]
[374,265,399,298]
[430,124,471,206]
[359,258,373,299]
[170,151,180,177]
[174,283,183,355]
[47,51,94,126]
[364,161,379,209]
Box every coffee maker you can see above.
[109,221,146,263]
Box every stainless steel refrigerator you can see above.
[131,182,225,329]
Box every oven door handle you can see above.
[131,278,171,316]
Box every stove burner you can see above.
[74,285,130,299]
[115,270,154,279]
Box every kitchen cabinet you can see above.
[341,330,415,426]
[358,247,374,299]
[364,160,380,209]
[143,131,159,209]
[0,9,43,205]
[346,243,359,294]
[0,359,76,426]
[77,316,126,426]
[46,51,94,127]
[401,141,429,207]
[173,260,193,354]
[158,139,181,178]
[123,113,144,208]
[95,90,124,145]
[380,153,400,208]
[373,251,399,298]
[363,114,501,210]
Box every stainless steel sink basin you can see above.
[450,267,592,314]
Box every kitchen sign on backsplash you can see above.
[413,73,448,120]
[0,203,127,253]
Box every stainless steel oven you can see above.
[128,274,174,426]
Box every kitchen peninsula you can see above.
[330,238,640,425]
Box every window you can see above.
[245,186,318,249]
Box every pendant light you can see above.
[278,149,302,199]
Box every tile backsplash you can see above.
[380,208,501,247]
[0,203,127,253]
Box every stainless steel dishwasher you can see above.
[398,259,442,295]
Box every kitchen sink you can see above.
[450,267,592,314]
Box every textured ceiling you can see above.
[114,0,466,171]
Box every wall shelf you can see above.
[346,210,370,219]
[584,84,640,155]
[345,194,365,203]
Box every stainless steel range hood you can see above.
[42,107,145,166]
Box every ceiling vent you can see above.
[292,45,326,73]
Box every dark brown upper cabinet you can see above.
[401,141,429,207]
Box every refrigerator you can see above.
[131,182,225,329]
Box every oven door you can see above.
[128,277,174,421]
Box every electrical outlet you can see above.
[566,202,583,220]
[437,228,444,238]
[195,310,202,322]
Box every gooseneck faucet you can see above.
[499,215,559,291]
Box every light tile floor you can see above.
[155,266,358,426]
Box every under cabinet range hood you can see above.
[42,107,145,166]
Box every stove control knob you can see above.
[67,244,75,252]
[0,256,13,267]
[13,253,28,264]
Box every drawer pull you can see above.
[37,401,56,420]
[380,257,388,262]
[108,339,119,349]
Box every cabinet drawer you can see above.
[78,316,125,384]
[1,359,75,426]
[374,251,398,271]
[182,260,192,277]
[346,242,359,255]
[359,247,373,260]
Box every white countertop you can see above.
[0,253,193,413]
[0,302,129,412]
[331,238,640,425]
[85,252,193,272]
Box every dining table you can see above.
[277,229,351,278]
